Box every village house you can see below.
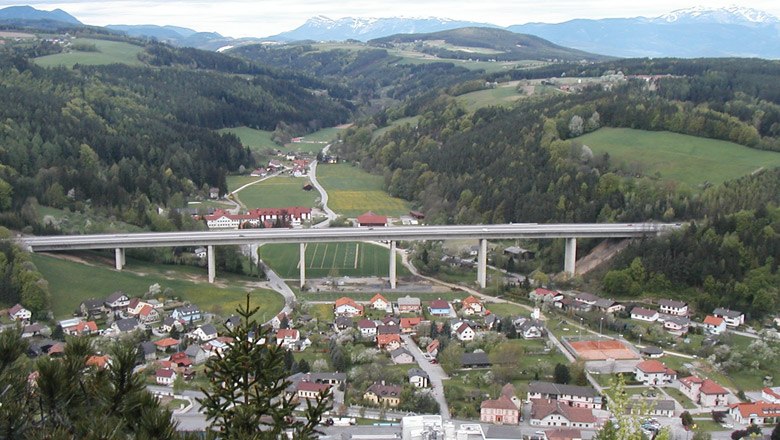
[503,246,535,261]
[358,319,377,339]
[156,368,177,386]
[136,304,160,324]
[356,211,388,227]
[527,382,602,409]
[377,334,401,351]
[275,328,300,349]
[408,369,429,388]
[203,207,312,229]
[713,308,745,327]
[574,292,600,306]
[64,320,98,336]
[462,296,484,316]
[544,429,584,440]
[461,352,492,369]
[626,397,676,418]
[630,307,659,322]
[334,297,364,317]
[295,381,331,401]
[333,316,353,332]
[398,295,422,313]
[382,316,400,326]
[390,347,415,364]
[480,395,520,425]
[192,324,218,342]
[171,305,202,323]
[593,299,624,314]
[400,317,422,334]
[111,318,141,334]
[729,402,780,425]
[22,324,45,338]
[139,341,157,362]
[429,300,452,317]
[763,387,780,404]
[679,376,729,407]
[455,322,476,341]
[529,399,597,428]
[154,337,181,352]
[85,355,111,370]
[269,312,288,330]
[160,317,185,333]
[184,345,208,365]
[703,315,727,335]
[79,299,106,319]
[364,382,402,407]
[634,360,676,385]
[663,316,690,335]
[640,346,664,358]
[529,288,564,304]
[370,293,391,311]
[104,291,130,311]
[8,304,32,322]
[515,319,545,339]
[658,299,688,316]
[427,339,440,358]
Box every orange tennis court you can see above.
[568,339,639,360]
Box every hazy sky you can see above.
[3,1,780,38]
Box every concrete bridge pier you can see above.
[564,237,577,277]
[300,242,306,289]
[389,240,397,289]
[477,238,487,288]
[114,248,125,270]
[208,245,216,284]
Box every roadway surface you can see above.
[309,144,338,228]
[19,223,680,251]
[400,334,451,420]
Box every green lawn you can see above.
[229,175,318,209]
[258,242,409,279]
[577,128,780,188]
[455,82,525,112]
[373,116,421,140]
[34,38,145,68]
[664,387,697,409]
[217,127,276,152]
[316,164,411,217]
[484,302,530,317]
[32,253,283,320]
[297,291,468,303]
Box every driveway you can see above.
[400,334,451,420]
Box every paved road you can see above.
[21,223,680,251]
[309,144,338,228]
[245,243,296,322]
[401,334,451,420]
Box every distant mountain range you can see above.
[2,5,780,58]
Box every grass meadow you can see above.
[577,128,780,188]
[227,175,317,209]
[34,38,145,68]
[373,116,421,140]
[258,242,410,279]
[316,163,411,217]
[455,81,525,112]
[217,127,277,152]
[33,253,283,320]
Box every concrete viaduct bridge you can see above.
[18,223,680,289]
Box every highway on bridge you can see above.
[15,222,681,287]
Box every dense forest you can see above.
[0,228,50,317]
[0,39,352,230]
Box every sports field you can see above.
[568,338,639,361]
[34,38,145,68]
[227,175,317,209]
[577,128,780,188]
[316,163,411,217]
[258,242,409,279]
[32,253,283,320]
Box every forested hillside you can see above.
[0,37,352,231]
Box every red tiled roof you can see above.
[356,211,387,225]
[276,329,299,340]
[400,317,421,328]
[370,293,388,304]
[430,300,450,310]
[86,355,110,369]
[297,382,331,393]
[700,379,728,395]
[481,395,517,411]
[456,322,472,334]
[377,334,400,346]
[631,307,658,317]
[463,295,481,306]
[358,319,377,329]
[154,338,180,348]
[730,402,780,418]
[335,297,358,308]
[532,288,560,297]
[156,368,175,378]
[704,315,725,326]
[427,339,440,353]
[636,360,675,375]
[531,399,595,423]
[8,303,26,316]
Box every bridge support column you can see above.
[477,238,487,289]
[389,240,397,289]
[115,248,124,270]
[564,237,577,277]
[299,243,306,289]
[208,245,216,284]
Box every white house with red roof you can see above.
[763,387,780,404]
[680,376,729,407]
[631,307,659,322]
[461,295,484,316]
[8,304,31,322]
[529,399,597,428]
[455,322,476,341]
[203,207,312,229]
[729,401,780,425]
[377,334,401,351]
[429,300,452,316]
[480,395,520,425]
[156,368,177,386]
[64,320,98,336]
[355,211,387,227]
[713,308,745,327]
[634,360,676,385]
[703,315,727,335]
[400,317,421,334]
[529,288,564,303]
[370,293,390,311]
[137,304,160,324]
[296,381,331,401]
[358,319,377,338]
[276,328,300,349]
[334,297,363,317]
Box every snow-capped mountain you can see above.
[269,16,500,42]
[653,6,779,25]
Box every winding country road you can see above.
[309,144,337,228]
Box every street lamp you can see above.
[599,317,604,348]
[639,334,643,347]
[579,317,584,341]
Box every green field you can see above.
[34,38,144,68]
[217,127,276,152]
[228,175,317,209]
[297,291,469,302]
[577,128,780,188]
[258,242,409,279]
[373,116,421,139]
[33,253,283,320]
[317,163,411,217]
[455,82,525,112]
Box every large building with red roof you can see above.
[679,376,729,407]
[634,360,676,385]
[481,395,519,425]
[729,401,780,425]
[202,207,311,229]
[356,211,387,227]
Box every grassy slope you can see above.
[33,253,283,320]
[217,127,276,152]
[228,176,317,209]
[34,38,144,68]
[577,127,780,188]
[455,82,525,112]
[258,242,409,279]
[218,126,345,155]
[316,163,411,217]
